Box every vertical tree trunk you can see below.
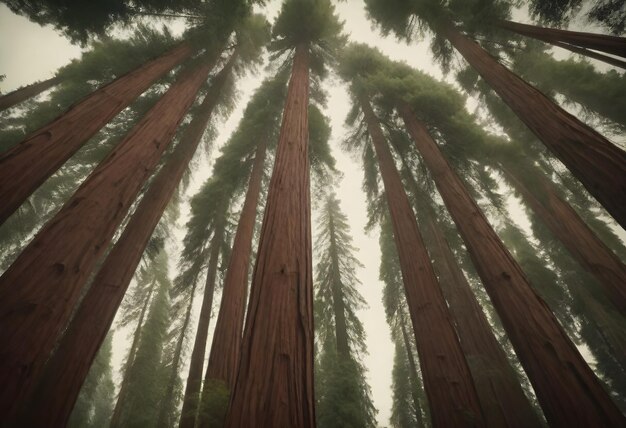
[359,93,485,427]
[224,44,315,428]
[399,314,426,428]
[16,55,234,427]
[0,76,63,112]
[205,137,269,391]
[438,22,626,229]
[498,20,626,59]
[398,102,626,427]
[328,213,351,357]
[109,281,156,428]
[0,42,196,225]
[179,227,223,428]
[395,145,542,427]
[500,161,626,311]
[0,59,213,421]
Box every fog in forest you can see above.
[1,0,625,427]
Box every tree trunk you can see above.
[109,280,156,428]
[0,76,63,112]
[359,93,484,427]
[500,161,626,311]
[399,314,425,428]
[541,39,626,69]
[398,102,626,427]
[0,42,196,225]
[328,213,351,358]
[179,226,223,428]
[16,56,233,427]
[438,22,626,229]
[498,20,626,59]
[204,136,268,391]
[157,281,197,428]
[394,145,542,427]
[0,59,213,421]
[224,43,315,428]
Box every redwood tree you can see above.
[0,75,63,112]
[224,1,344,425]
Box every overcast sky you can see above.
[1,1,625,426]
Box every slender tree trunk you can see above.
[157,281,197,428]
[498,20,626,59]
[109,281,156,428]
[179,227,223,428]
[205,137,269,391]
[224,43,315,428]
[399,314,425,428]
[0,76,63,112]
[0,59,213,421]
[398,102,626,427]
[394,146,542,427]
[16,56,234,427]
[0,42,196,225]
[500,161,626,311]
[438,22,626,229]
[544,39,626,69]
[359,93,484,427]
[328,213,351,357]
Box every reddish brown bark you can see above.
[205,137,268,391]
[15,56,232,427]
[360,93,485,427]
[224,44,315,428]
[498,20,626,59]
[0,42,195,225]
[500,162,626,312]
[0,60,212,421]
[546,39,626,69]
[399,314,426,428]
[0,76,63,112]
[179,227,223,428]
[395,146,542,427]
[439,22,626,230]
[399,102,626,427]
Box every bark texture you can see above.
[17,60,228,427]
[399,315,426,428]
[500,162,626,312]
[0,76,63,112]
[0,60,212,422]
[396,148,541,427]
[0,42,195,225]
[224,44,315,428]
[179,228,223,428]
[399,102,625,427]
[205,137,268,389]
[439,22,626,229]
[360,93,485,427]
[499,20,626,59]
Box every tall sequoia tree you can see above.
[0,53,215,421]
[352,50,626,424]
[338,57,484,425]
[364,0,626,229]
[225,1,344,425]
[314,192,377,428]
[0,75,63,112]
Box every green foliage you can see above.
[390,338,421,428]
[197,379,230,427]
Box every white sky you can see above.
[1,1,625,426]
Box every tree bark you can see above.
[398,102,626,427]
[0,42,196,225]
[109,280,156,428]
[395,145,542,427]
[0,76,63,112]
[0,59,213,421]
[399,314,425,428]
[498,20,626,59]
[15,55,233,427]
[179,226,223,428]
[438,22,626,229]
[204,137,268,392]
[500,161,626,311]
[359,93,485,427]
[224,43,315,428]
[543,39,626,70]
